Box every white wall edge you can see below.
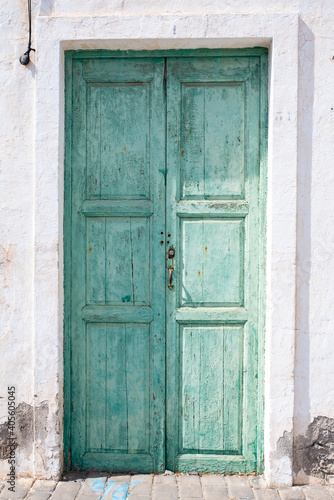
[34,12,299,485]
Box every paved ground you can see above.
[0,473,334,500]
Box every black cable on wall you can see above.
[20,0,35,65]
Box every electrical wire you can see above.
[19,0,35,65]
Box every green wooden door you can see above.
[64,50,267,474]
[165,56,266,473]
[65,56,166,472]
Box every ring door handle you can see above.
[168,265,174,290]
[168,246,175,290]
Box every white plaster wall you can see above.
[0,0,37,478]
[0,0,334,486]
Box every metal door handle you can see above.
[167,246,175,290]
[168,265,174,290]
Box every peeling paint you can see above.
[294,417,334,481]
[0,401,49,467]
[0,402,32,460]
[276,430,293,463]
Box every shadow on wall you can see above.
[294,19,314,440]
[293,19,334,485]
[294,15,313,484]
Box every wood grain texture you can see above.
[64,49,267,475]
[180,82,245,199]
[181,219,244,306]
[181,326,243,455]
[166,55,266,474]
[65,56,166,472]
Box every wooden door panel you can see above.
[65,56,166,472]
[181,219,244,306]
[180,325,243,454]
[85,323,150,454]
[86,217,150,305]
[166,55,267,473]
[180,82,245,200]
[87,83,150,200]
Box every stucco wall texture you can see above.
[1,0,334,487]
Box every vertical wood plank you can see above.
[130,218,150,305]
[223,326,243,452]
[87,323,106,450]
[105,218,133,303]
[182,327,200,453]
[126,325,150,453]
[87,86,101,199]
[199,328,224,452]
[106,324,128,451]
[87,218,106,303]
[181,220,203,303]
[149,59,166,473]
[63,51,73,466]
[181,85,205,199]
[70,58,88,467]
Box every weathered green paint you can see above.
[165,56,267,473]
[64,56,166,472]
[64,49,268,474]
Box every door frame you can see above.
[63,48,268,474]
[33,12,298,486]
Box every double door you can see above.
[64,50,267,474]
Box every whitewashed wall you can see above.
[0,0,334,487]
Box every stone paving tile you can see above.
[202,484,229,500]
[49,478,83,500]
[152,475,178,500]
[4,474,334,500]
[24,492,53,500]
[226,475,255,499]
[109,475,131,482]
[76,472,108,499]
[0,478,34,500]
[302,486,333,500]
[278,486,305,499]
[127,497,151,500]
[128,475,153,497]
[25,480,57,500]
[178,475,203,498]
[253,489,281,500]
[201,475,225,486]
[102,476,130,500]
[250,476,268,489]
